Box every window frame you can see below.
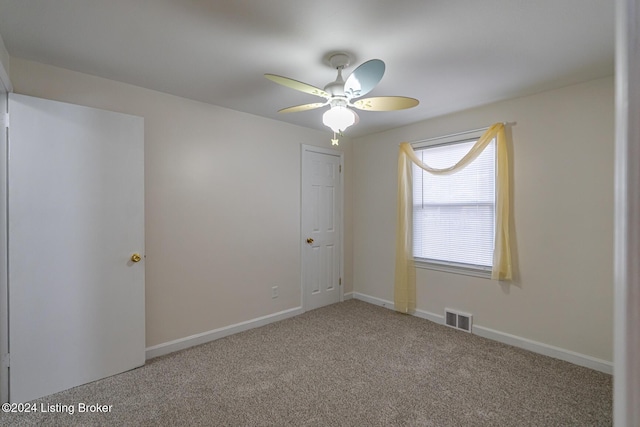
[411,129,496,279]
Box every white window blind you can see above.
[412,138,496,269]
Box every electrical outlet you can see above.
[271,286,279,299]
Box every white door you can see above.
[8,94,145,403]
[301,146,343,311]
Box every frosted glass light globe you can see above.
[322,106,356,133]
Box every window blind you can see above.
[412,139,496,268]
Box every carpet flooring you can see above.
[0,300,612,426]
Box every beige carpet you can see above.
[1,300,612,426]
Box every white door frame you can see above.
[614,0,640,424]
[300,144,344,311]
[0,41,12,404]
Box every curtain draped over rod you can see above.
[394,123,512,314]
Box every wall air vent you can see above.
[444,308,473,333]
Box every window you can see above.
[412,134,496,276]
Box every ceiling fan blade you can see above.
[265,74,330,99]
[352,96,419,111]
[278,102,326,113]
[344,59,385,99]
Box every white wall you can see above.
[0,32,10,92]
[353,77,614,363]
[9,56,614,365]
[9,58,354,348]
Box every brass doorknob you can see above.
[131,253,142,263]
[306,238,314,244]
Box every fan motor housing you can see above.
[324,80,345,97]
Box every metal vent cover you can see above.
[444,308,473,333]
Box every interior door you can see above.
[8,93,145,403]
[301,146,343,311]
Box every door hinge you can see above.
[2,353,9,369]
[339,277,342,286]
[339,165,342,173]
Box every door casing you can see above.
[300,144,344,311]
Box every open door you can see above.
[7,94,145,402]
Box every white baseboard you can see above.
[352,292,444,324]
[145,306,304,360]
[351,292,395,310]
[343,292,354,300]
[472,326,612,374]
[352,292,612,374]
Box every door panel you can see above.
[302,147,342,310]
[8,94,145,403]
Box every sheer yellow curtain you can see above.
[394,123,511,314]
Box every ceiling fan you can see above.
[265,52,419,145]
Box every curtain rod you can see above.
[405,122,511,146]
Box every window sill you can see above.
[413,259,492,279]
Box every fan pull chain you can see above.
[331,132,339,146]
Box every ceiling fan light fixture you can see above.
[322,105,356,133]
[266,53,418,141]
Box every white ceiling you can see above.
[0,0,614,138]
